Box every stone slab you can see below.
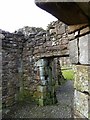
[68,24,88,33]
[74,65,90,94]
[0,33,5,39]
[79,34,90,64]
[69,39,78,64]
[80,26,90,36]
[74,90,90,119]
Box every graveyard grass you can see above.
[62,68,74,80]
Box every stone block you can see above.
[61,38,68,45]
[0,33,5,39]
[69,39,78,64]
[68,33,75,40]
[74,65,90,94]
[46,41,52,47]
[49,29,56,35]
[79,34,90,64]
[74,90,90,118]
[39,66,46,77]
[35,59,47,67]
[80,26,90,36]
[57,24,65,35]
[68,24,88,34]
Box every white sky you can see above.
[0,0,57,32]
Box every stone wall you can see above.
[1,30,25,115]
[68,24,90,119]
[17,21,69,105]
[2,20,71,116]
[46,21,69,57]
[17,27,46,101]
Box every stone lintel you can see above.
[35,1,89,25]
[68,24,89,34]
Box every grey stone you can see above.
[69,39,78,64]
[79,34,90,64]
[74,65,90,93]
[35,59,47,67]
[68,33,75,40]
[74,90,89,118]
[0,33,5,39]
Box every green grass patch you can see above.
[62,69,74,80]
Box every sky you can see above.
[0,0,57,32]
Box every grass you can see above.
[61,67,74,80]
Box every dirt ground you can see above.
[3,80,74,119]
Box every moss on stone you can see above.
[16,89,34,102]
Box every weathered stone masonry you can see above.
[18,21,69,106]
[1,31,25,111]
[68,24,90,118]
[1,21,71,115]
[3,19,90,119]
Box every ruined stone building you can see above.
[1,21,72,118]
[1,1,90,119]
